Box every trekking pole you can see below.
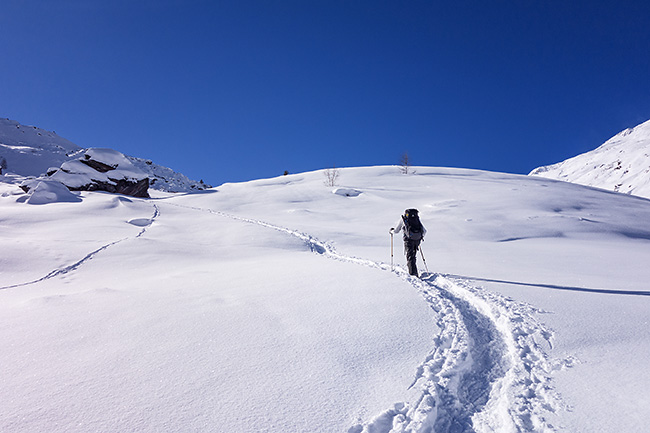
[390,231,394,271]
[419,245,430,274]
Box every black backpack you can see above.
[402,208,423,241]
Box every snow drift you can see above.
[17,178,82,205]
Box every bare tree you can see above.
[324,166,340,187]
[400,152,411,174]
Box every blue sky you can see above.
[2,0,649,185]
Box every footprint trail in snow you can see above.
[0,203,159,291]
[165,201,573,433]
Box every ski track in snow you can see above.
[0,204,159,291]
[164,201,573,433]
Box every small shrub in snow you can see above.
[324,166,340,187]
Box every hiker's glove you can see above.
[389,228,394,234]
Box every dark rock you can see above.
[80,157,116,173]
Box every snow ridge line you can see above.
[162,203,568,432]
[0,204,160,291]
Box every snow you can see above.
[127,155,211,192]
[2,165,650,432]
[18,179,82,205]
[334,187,363,197]
[84,147,131,167]
[0,118,82,176]
[51,148,148,186]
[0,118,209,193]
[530,118,650,199]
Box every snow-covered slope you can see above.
[2,166,649,432]
[0,118,82,176]
[530,118,650,198]
[0,118,209,192]
[127,155,210,192]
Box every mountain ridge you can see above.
[530,118,650,199]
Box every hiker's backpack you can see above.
[402,209,423,241]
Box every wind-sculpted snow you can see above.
[163,200,568,432]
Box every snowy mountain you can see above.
[0,118,82,176]
[530,118,650,198]
[0,118,210,192]
[2,166,649,433]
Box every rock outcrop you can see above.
[45,148,150,198]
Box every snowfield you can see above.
[2,166,650,432]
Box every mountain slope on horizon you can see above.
[0,118,209,193]
[0,118,82,176]
[530,118,650,199]
[2,165,649,432]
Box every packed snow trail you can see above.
[160,200,568,432]
[424,276,569,433]
[352,273,507,433]
[349,274,567,433]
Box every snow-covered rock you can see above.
[530,118,650,198]
[18,179,82,205]
[0,118,211,193]
[46,148,150,198]
[127,155,211,193]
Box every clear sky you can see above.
[2,0,649,185]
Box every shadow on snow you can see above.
[442,274,650,297]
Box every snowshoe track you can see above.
[425,276,570,433]
[2,196,570,432]
[164,202,573,431]
[0,203,159,291]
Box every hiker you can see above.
[390,208,427,276]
